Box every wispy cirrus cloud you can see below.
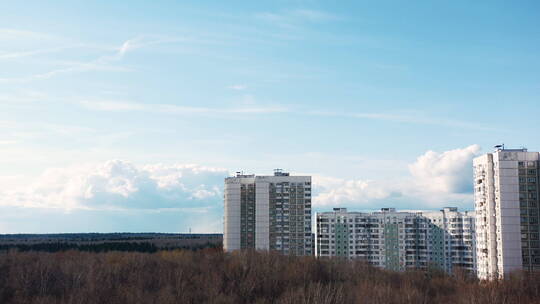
[291,9,339,22]
[0,34,185,83]
[78,98,492,130]
[0,87,492,131]
[256,9,339,29]
[0,45,82,60]
[227,84,247,90]
[0,119,96,145]
[308,110,495,131]
[79,100,288,115]
[117,35,185,57]
[0,28,57,41]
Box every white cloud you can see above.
[0,160,228,211]
[312,145,482,209]
[0,46,75,60]
[0,57,131,83]
[117,35,184,57]
[0,35,183,83]
[0,28,55,41]
[312,174,397,207]
[408,144,481,194]
[256,9,338,29]
[0,140,18,145]
[78,99,489,129]
[292,9,338,22]
[0,145,481,213]
[79,100,288,115]
[308,110,494,130]
[80,100,146,111]
[227,84,247,90]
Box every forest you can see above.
[0,249,539,304]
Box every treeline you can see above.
[0,241,221,253]
[0,249,539,304]
[0,242,158,253]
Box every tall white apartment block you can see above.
[316,207,476,274]
[224,170,312,256]
[474,147,540,279]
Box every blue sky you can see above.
[0,1,539,233]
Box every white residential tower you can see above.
[474,147,540,279]
[224,170,312,256]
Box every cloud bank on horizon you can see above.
[0,145,481,233]
[0,161,226,211]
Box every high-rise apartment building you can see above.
[223,170,312,256]
[474,147,540,279]
[316,207,476,274]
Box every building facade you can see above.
[474,148,540,279]
[316,207,476,274]
[224,170,312,256]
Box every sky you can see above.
[0,1,539,233]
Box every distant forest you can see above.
[0,241,220,253]
[0,233,222,253]
[0,249,539,304]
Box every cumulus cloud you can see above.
[0,160,227,211]
[313,175,400,208]
[408,144,481,194]
[312,145,481,209]
[1,145,481,214]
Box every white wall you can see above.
[224,180,241,251]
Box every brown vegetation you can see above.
[0,249,539,304]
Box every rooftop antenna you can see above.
[494,143,504,151]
